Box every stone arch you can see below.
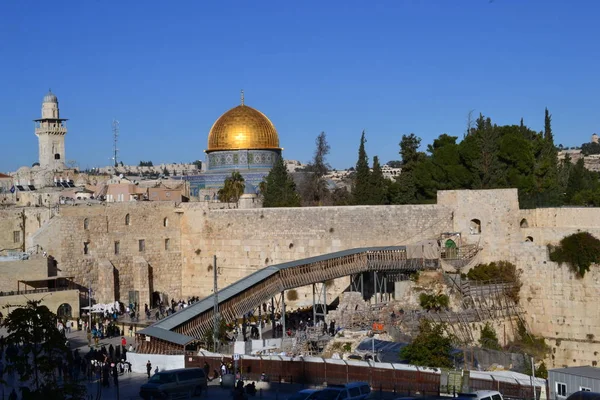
[163,217,168,227]
[469,219,481,234]
[57,303,72,319]
[125,213,131,226]
[525,236,534,242]
[445,239,457,248]
[520,218,529,228]
[83,218,89,230]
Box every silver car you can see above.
[139,367,207,399]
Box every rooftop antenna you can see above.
[241,89,244,106]
[112,119,119,167]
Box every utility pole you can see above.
[20,209,26,252]
[88,277,92,340]
[112,119,119,167]
[213,255,220,353]
[530,355,537,400]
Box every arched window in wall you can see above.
[83,218,89,230]
[469,219,481,234]
[125,213,131,226]
[520,218,529,228]
[163,217,169,227]
[525,236,534,242]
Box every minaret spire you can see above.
[241,89,244,106]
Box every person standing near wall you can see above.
[146,360,152,378]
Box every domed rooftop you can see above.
[43,90,58,103]
[207,94,280,152]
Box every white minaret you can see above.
[35,90,67,170]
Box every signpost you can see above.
[233,353,240,380]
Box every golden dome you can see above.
[207,104,280,152]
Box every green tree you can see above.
[479,322,501,350]
[218,171,245,203]
[400,319,455,368]
[301,132,331,205]
[549,232,600,278]
[391,133,425,204]
[1,300,86,399]
[418,293,449,312]
[162,167,170,176]
[262,154,301,207]
[565,158,599,204]
[352,130,371,205]
[370,156,387,204]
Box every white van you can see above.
[456,390,504,400]
[316,382,372,400]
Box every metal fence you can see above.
[185,355,544,399]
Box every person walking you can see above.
[146,360,152,378]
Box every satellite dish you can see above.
[119,174,124,179]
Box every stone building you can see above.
[35,90,67,170]
[183,91,282,199]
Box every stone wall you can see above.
[0,207,54,255]
[514,244,600,368]
[0,257,48,292]
[179,202,454,298]
[51,202,183,305]
[437,189,522,260]
[0,289,80,319]
[14,188,600,369]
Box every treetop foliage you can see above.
[347,109,598,209]
[218,170,245,203]
[1,300,86,399]
[138,161,153,167]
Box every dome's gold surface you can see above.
[207,105,280,151]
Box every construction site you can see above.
[178,238,534,376]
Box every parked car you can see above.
[287,389,322,400]
[315,382,371,400]
[139,367,207,399]
[567,391,600,400]
[454,390,503,400]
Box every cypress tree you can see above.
[370,156,387,204]
[544,107,553,142]
[262,154,301,207]
[352,130,371,204]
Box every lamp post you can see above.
[88,279,92,338]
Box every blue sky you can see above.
[1,0,599,173]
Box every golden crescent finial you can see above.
[241,89,244,106]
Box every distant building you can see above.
[182,92,283,199]
[0,173,13,194]
[549,366,600,399]
[35,90,67,170]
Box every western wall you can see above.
[9,188,600,367]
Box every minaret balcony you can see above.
[35,125,67,135]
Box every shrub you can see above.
[467,260,522,302]
[509,320,550,359]
[548,232,600,278]
[287,289,299,301]
[419,292,449,312]
[400,319,456,368]
[479,322,501,350]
